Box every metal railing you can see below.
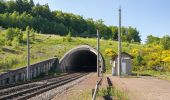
[92,77,102,100]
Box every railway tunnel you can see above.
[59,45,105,72]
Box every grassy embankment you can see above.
[1,32,170,81]
[0,33,140,73]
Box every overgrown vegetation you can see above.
[0,27,141,73]
[98,86,129,100]
[127,34,170,80]
[132,36,170,72]
[0,27,170,80]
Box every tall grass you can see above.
[98,86,129,100]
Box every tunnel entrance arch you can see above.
[59,45,105,72]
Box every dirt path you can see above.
[109,76,170,100]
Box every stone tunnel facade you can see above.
[59,45,105,72]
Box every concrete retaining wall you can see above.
[0,57,58,86]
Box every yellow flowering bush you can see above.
[104,48,117,57]
[163,57,170,63]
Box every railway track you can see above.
[0,73,88,100]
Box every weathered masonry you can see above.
[59,45,105,72]
[0,57,58,86]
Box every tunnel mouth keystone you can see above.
[59,45,104,72]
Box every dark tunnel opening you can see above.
[66,50,97,72]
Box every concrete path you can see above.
[109,76,170,100]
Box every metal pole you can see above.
[118,7,122,76]
[27,29,30,81]
[97,30,100,77]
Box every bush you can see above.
[5,28,14,42]
[4,28,24,46]
[30,29,35,41]
[161,35,170,50]
[63,31,72,42]
[0,36,5,46]
[108,40,113,45]
[0,56,19,72]
[12,37,20,49]
[23,27,36,42]
[104,48,117,57]
[132,65,146,71]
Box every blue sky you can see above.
[33,0,170,43]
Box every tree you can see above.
[14,0,32,13]
[0,0,141,40]
[32,3,52,20]
[16,0,24,13]
[29,0,34,7]
[6,1,17,13]
[127,27,141,43]
[121,27,128,42]
[161,35,170,50]
[0,1,6,13]
[146,35,160,44]
[109,26,118,40]
[95,19,112,39]
[86,18,96,35]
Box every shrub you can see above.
[12,37,20,49]
[104,48,117,57]
[5,28,14,42]
[23,27,36,42]
[0,36,5,46]
[108,40,113,45]
[161,35,170,50]
[163,57,170,63]
[4,28,24,46]
[63,31,72,42]
[0,56,19,72]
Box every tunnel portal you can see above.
[67,50,97,72]
[59,45,104,72]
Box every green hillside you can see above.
[0,28,141,73]
[1,28,170,80]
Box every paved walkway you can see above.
[109,76,170,100]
